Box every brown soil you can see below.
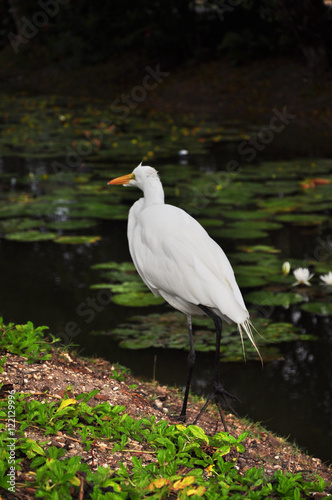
[1,350,331,499]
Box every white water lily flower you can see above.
[282,261,291,277]
[320,272,332,285]
[292,267,314,286]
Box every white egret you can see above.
[109,164,260,430]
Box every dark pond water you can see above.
[0,149,331,465]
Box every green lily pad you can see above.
[0,202,30,218]
[314,262,332,274]
[53,235,101,244]
[91,261,136,271]
[0,218,43,234]
[275,213,329,225]
[230,220,282,231]
[90,281,147,293]
[5,230,57,242]
[223,210,271,220]
[237,275,268,287]
[215,227,268,240]
[91,261,139,286]
[104,311,313,361]
[46,219,98,230]
[256,197,304,213]
[245,290,304,307]
[236,245,281,254]
[263,322,315,342]
[300,302,332,315]
[196,218,224,228]
[91,260,165,307]
[70,201,128,220]
[258,180,300,195]
[235,261,282,287]
[112,292,165,307]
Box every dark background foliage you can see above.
[2,0,332,71]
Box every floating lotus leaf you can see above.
[243,160,332,179]
[301,302,332,315]
[218,227,268,240]
[314,262,332,274]
[53,235,101,244]
[105,311,311,361]
[299,201,332,213]
[76,183,109,195]
[91,281,147,293]
[236,265,278,279]
[245,290,303,307]
[5,230,57,242]
[91,261,139,286]
[236,245,281,254]
[196,218,224,228]
[257,197,304,213]
[91,261,136,271]
[235,262,281,287]
[237,275,268,288]
[157,164,194,183]
[112,292,164,307]
[0,218,42,234]
[231,253,280,268]
[89,283,114,290]
[223,210,271,220]
[100,270,141,283]
[90,261,163,306]
[230,220,282,231]
[262,322,316,342]
[258,180,300,195]
[70,201,128,220]
[46,219,98,230]
[275,213,329,225]
[0,202,28,218]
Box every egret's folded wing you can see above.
[129,204,247,322]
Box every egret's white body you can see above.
[129,188,248,323]
[109,164,259,427]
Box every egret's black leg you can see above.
[179,314,196,421]
[193,305,238,431]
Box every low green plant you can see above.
[0,390,329,499]
[109,363,131,382]
[0,318,57,363]
[0,320,330,498]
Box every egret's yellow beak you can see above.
[108,173,135,185]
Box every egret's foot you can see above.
[169,413,186,424]
[192,383,239,432]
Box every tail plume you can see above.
[238,319,263,366]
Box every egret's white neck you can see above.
[141,177,165,207]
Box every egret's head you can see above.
[108,163,159,189]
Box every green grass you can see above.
[0,319,330,499]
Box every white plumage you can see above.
[109,164,260,427]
